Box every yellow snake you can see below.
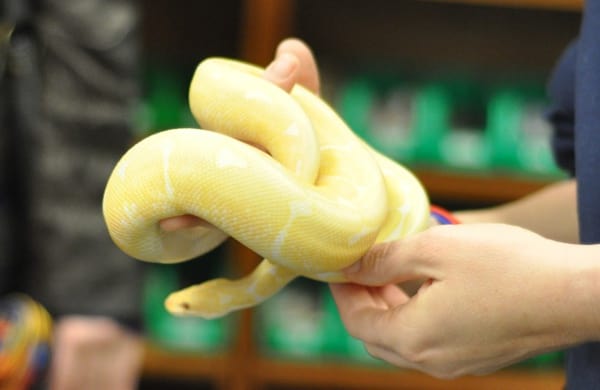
[102,58,431,319]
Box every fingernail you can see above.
[266,53,296,79]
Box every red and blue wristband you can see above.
[430,205,460,225]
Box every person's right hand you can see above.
[159,38,321,232]
[330,223,599,378]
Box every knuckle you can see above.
[344,322,363,341]
[409,349,464,379]
[340,312,368,342]
[361,241,395,273]
[364,344,384,360]
[410,226,448,262]
[426,360,471,380]
[397,339,426,366]
[429,368,462,380]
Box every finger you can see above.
[159,215,212,232]
[329,283,399,346]
[359,284,411,310]
[364,342,419,370]
[48,335,75,390]
[263,52,299,92]
[275,38,321,94]
[344,238,438,286]
[377,284,411,308]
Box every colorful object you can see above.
[0,294,52,390]
[103,58,431,319]
[430,205,460,225]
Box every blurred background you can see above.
[1,0,583,389]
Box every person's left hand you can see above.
[48,316,143,390]
[330,223,597,378]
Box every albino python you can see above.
[102,58,431,319]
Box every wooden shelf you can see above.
[414,168,560,203]
[254,359,564,390]
[142,343,228,382]
[428,0,583,11]
[240,0,296,66]
[143,347,565,390]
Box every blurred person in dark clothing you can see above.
[1,0,144,388]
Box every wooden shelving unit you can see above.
[414,168,559,203]
[141,0,579,388]
[143,344,565,390]
[253,359,564,390]
[431,0,582,11]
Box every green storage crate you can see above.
[337,75,417,163]
[320,287,382,365]
[256,279,325,359]
[135,65,197,137]
[437,78,489,171]
[256,281,382,364]
[143,264,233,353]
[486,85,566,178]
[337,74,492,170]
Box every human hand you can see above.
[48,316,143,390]
[330,223,598,378]
[159,37,320,232]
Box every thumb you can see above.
[263,52,299,92]
[344,238,436,286]
[275,38,321,94]
[264,38,321,94]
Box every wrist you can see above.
[569,244,600,341]
[502,240,600,353]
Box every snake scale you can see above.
[102,58,431,319]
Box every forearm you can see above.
[454,179,578,243]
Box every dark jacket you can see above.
[0,0,143,326]
[547,0,600,387]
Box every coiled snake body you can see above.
[103,58,430,318]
